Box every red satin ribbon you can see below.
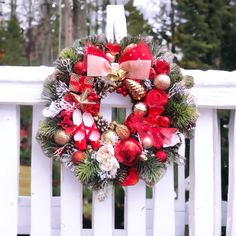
[86,42,153,80]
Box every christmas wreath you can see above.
[37,36,197,200]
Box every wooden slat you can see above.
[0,105,20,235]
[175,135,186,236]
[227,110,236,236]
[213,111,222,236]
[92,104,114,236]
[189,108,215,236]
[61,167,83,236]
[125,181,146,236]
[153,164,175,236]
[31,105,52,236]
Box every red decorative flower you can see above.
[84,103,100,116]
[114,138,142,166]
[154,60,170,74]
[157,116,171,127]
[124,113,144,135]
[144,107,164,126]
[106,43,121,55]
[57,111,74,133]
[120,167,139,186]
[145,89,168,108]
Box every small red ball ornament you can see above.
[158,116,171,127]
[156,150,167,162]
[74,61,86,75]
[72,151,85,164]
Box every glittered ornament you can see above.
[153,74,171,90]
[101,130,118,145]
[142,136,153,149]
[114,123,130,140]
[74,61,86,75]
[156,150,167,162]
[54,130,71,145]
[72,151,85,164]
[133,102,148,117]
[126,79,146,100]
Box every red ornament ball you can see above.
[120,167,139,186]
[114,138,142,166]
[156,150,167,162]
[72,151,85,164]
[74,61,86,75]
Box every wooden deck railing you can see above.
[0,66,236,236]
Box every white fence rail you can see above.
[0,67,236,236]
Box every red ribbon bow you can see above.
[85,42,153,80]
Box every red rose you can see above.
[154,60,170,74]
[114,138,142,166]
[120,167,139,186]
[145,89,168,108]
[106,43,121,55]
[157,116,171,127]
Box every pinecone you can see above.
[126,79,146,100]
[141,79,153,91]
[116,167,128,183]
[65,143,77,156]
[93,78,111,97]
[73,46,84,56]
[55,58,73,74]
[96,117,111,133]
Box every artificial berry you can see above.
[117,87,122,93]
[74,61,86,75]
[72,151,85,164]
[155,150,167,162]
[122,91,128,96]
[88,95,93,101]
[122,85,127,90]
[93,95,99,101]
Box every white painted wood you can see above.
[153,164,175,236]
[31,105,52,236]
[213,111,222,236]
[106,5,127,42]
[190,108,215,236]
[92,104,114,236]
[175,135,186,236]
[61,167,83,236]
[0,105,20,236]
[125,181,146,236]
[227,110,236,236]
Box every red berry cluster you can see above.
[117,85,128,96]
[87,90,99,102]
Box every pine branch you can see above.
[75,157,100,184]
[137,157,167,186]
[42,75,58,103]
[37,118,59,139]
[59,47,80,63]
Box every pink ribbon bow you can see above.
[85,42,153,80]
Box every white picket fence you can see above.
[0,66,236,236]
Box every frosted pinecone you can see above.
[93,78,111,97]
[65,143,77,156]
[55,58,73,74]
[141,79,153,91]
[96,117,110,133]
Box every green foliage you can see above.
[0,15,26,65]
[42,76,58,103]
[164,94,197,133]
[137,157,167,186]
[37,118,59,139]
[59,48,80,63]
[169,63,184,85]
[75,157,100,184]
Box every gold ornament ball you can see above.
[101,130,118,145]
[153,74,171,90]
[142,136,153,149]
[106,52,116,62]
[54,130,71,145]
[133,102,148,117]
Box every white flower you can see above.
[96,144,120,178]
